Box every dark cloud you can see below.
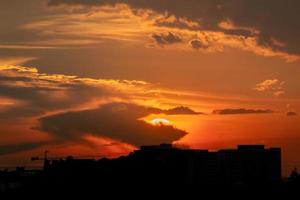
[164,106,202,115]
[213,108,273,115]
[48,0,300,56]
[0,142,49,156]
[38,102,188,147]
[287,112,297,117]
[152,32,183,45]
[190,39,209,50]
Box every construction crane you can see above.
[31,150,52,170]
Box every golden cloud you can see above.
[255,79,285,97]
[41,0,300,62]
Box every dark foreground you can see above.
[1,144,300,196]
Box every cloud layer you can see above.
[0,65,203,154]
[0,65,151,120]
[47,0,300,61]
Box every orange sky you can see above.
[0,0,299,176]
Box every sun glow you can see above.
[150,118,172,126]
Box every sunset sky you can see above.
[0,0,299,176]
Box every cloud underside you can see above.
[45,0,300,61]
[213,108,273,115]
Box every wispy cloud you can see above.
[255,79,285,97]
[0,65,151,120]
[0,57,36,66]
[0,65,205,121]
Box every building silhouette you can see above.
[42,144,281,185]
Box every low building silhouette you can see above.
[42,144,281,185]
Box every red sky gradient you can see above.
[0,0,299,176]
